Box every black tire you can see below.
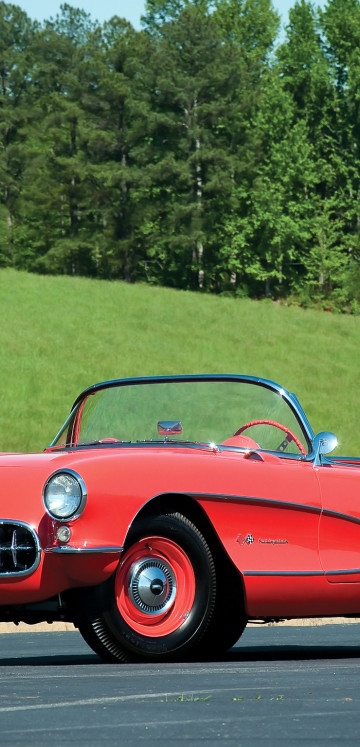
[198,554,247,654]
[76,512,216,662]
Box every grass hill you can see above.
[1,268,359,455]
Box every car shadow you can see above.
[225,644,360,662]
[1,644,360,667]
[0,627,359,666]
[0,653,101,666]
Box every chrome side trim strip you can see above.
[44,546,123,554]
[325,568,360,576]
[321,508,360,527]
[244,568,360,578]
[192,492,360,528]
[244,570,323,577]
[189,492,322,516]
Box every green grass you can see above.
[0,268,359,454]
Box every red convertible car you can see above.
[0,374,358,661]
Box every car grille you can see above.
[0,521,40,576]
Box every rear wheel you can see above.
[76,512,216,662]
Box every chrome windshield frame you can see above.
[49,374,315,452]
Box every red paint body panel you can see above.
[2,374,360,627]
[0,552,119,605]
[2,445,360,618]
[318,464,360,582]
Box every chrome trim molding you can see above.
[51,374,314,452]
[48,442,308,460]
[325,568,360,577]
[321,508,360,527]
[244,570,323,577]
[245,569,360,578]
[0,520,41,577]
[325,456,360,465]
[44,545,123,554]
[189,492,322,516]
[192,492,360,529]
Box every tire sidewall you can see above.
[101,514,215,658]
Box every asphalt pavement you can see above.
[0,624,359,745]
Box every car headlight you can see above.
[43,470,86,521]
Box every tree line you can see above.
[1,0,360,310]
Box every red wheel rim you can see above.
[115,537,196,637]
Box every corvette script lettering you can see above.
[237,534,288,546]
[259,538,288,544]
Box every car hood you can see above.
[0,451,93,525]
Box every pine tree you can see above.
[13,5,99,275]
[320,0,360,305]
[76,18,154,281]
[141,0,279,290]
[261,0,349,303]
[0,2,38,266]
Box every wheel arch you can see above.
[125,492,246,610]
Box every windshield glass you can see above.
[51,379,310,455]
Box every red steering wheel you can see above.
[234,419,307,456]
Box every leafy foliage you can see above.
[1,0,360,310]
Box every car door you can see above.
[318,462,360,582]
[197,451,325,618]
[199,451,323,576]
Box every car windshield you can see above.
[51,378,311,456]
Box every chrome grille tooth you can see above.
[11,530,18,568]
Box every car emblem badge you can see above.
[237,533,254,546]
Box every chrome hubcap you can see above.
[128,557,176,615]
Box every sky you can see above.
[16,1,326,30]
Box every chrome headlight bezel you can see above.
[43,469,87,522]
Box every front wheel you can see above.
[76,513,216,662]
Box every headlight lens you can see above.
[43,471,86,520]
